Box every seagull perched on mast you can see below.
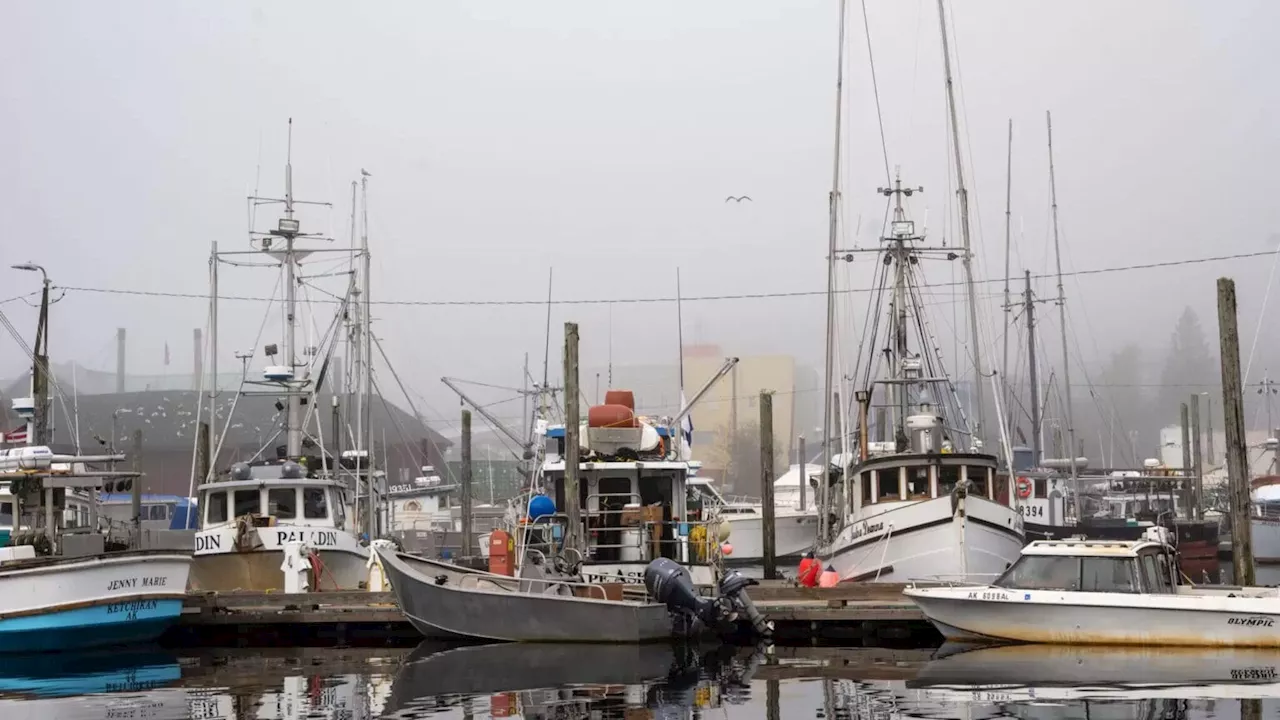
[724,195,752,203]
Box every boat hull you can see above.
[723,512,817,565]
[821,496,1023,582]
[0,551,191,653]
[377,549,682,643]
[189,547,369,592]
[906,585,1280,647]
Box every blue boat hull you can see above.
[0,598,184,653]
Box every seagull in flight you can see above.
[724,195,752,203]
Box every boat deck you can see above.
[165,582,929,646]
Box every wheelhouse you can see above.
[993,537,1179,594]
[198,478,348,531]
[850,452,999,512]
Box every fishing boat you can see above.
[375,545,765,643]
[191,132,377,593]
[690,464,819,565]
[813,178,1024,583]
[904,525,1280,647]
[0,265,193,652]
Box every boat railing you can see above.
[905,573,1001,588]
[516,510,722,564]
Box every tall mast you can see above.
[1046,110,1080,518]
[1000,119,1013,463]
[360,169,374,536]
[1024,271,1041,466]
[937,0,985,446]
[282,119,302,458]
[208,240,218,480]
[820,0,848,544]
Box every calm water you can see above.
[13,642,1280,720]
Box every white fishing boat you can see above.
[190,133,384,593]
[1251,475,1280,564]
[813,178,1024,583]
[691,464,819,564]
[904,525,1280,647]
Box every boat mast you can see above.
[208,240,218,481]
[1001,119,1013,463]
[820,0,849,544]
[360,169,375,537]
[1024,270,1041,467]
[282,120,302,459]
[936,0,985,447]
[1046,110,1080,518]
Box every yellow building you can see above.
[683,345,807,493]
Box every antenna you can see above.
[285,118,294,219]
[676,268,686,393]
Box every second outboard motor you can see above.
[644,557,717,625]
[718,570,772,637]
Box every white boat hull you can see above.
[0,551,191,652]
[820,496,1023,582]
[192,526,369,592]
[723,512,818,563]
[906,584,1280,647]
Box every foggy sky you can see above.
[3,0,1280,436]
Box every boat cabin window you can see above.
[1034,478,1048,499]
[861,471,873,505]
[233,489,261,518]
[207,492,228,524]
[906,466,930,499]
[304,488,329,520]
[966,467,990,499]
[1139,552,1168,593]
[0,501,12,526]
[995,555,1081,590]
[1081,557,1138,594]
[937,465,961,497]
[994,474,1009,503]
[878,468,903,502]
[1156,552,1173,587]
[147,504,169,521]
[269,488,297,519]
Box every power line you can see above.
[32,249,1278,308]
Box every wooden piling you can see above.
[563,322,582,552]
[460,409,473,559]
[131,429,143,548]
[1180,402,1192,519]
[196,421,211,484]
[798,436,807,512]
[760,391,777,580]
[1218,277,1255,585]
[1190,394,1203,520]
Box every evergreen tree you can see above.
[1158,307,1216,420]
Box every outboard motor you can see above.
[644,558,718,626]
[718,569,772,637]
[644,558,773,639]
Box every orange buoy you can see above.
[721,542,734,557]
[798,553,820,587]
[818,565,840,588]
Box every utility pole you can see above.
[1046,110,1080,520]
[1024,271,1042,467]
[938,0,986,445]
[798,436,807,512]
[760,391,777,580]
[1190,394,1203,520]
[563,322,582,552]
[1218,277,1254,585]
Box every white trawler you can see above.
[814,179,1023,582]
[191,129,381,592]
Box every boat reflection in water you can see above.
[0,646,187,720]
[385,640,763,719]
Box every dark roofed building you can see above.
[0,383,451,498]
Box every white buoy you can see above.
[367,539,396,592]
[280,541,312,593]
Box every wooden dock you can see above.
[167,581,933,646]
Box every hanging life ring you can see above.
[1015,477,1033,499]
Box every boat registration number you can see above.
[967,591,1009,601]
[1017,505,1044,518]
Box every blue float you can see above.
[528,494,556,521]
